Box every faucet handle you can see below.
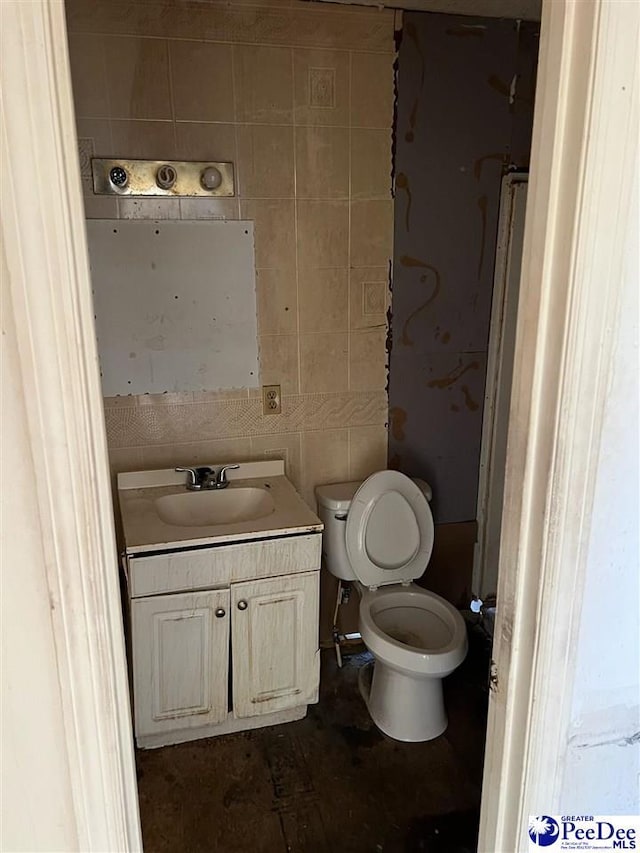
[217,464,240,486]
[175,466,198,488]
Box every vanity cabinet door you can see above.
[231,572,320,719]
[132,589,230,739]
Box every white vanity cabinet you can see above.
[117,462,324,748]
[132,588,230,740]
[231,573,319,719]
[125,534,321,748]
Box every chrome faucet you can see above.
[175,464,240,491]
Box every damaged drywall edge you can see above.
[385,11,403,410]
[385,262,394,399]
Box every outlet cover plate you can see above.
[262,384,281,415]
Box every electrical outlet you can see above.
[262,384,281,415]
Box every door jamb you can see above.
[473,171,528,600]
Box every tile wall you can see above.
[65,0,396,507]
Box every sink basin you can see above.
[154,487,275,527]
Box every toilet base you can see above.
[360,659,447,742]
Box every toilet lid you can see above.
[345,471,434,589]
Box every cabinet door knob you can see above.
[215,607,226,618]
[237,600,248,611]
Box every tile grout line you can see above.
[71,31,396,57]
[75,115,392,132]
[229,44,241,219]
[347,51,355,475]
[97,34,116,165]
[291,45,302,405]
[97,33,118,220]
[164,39,182,221]
[347,50,353,484]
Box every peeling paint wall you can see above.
[389,13,539,524]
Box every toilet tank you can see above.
[315,476,433,582]
[315,482,361,581]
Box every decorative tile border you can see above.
[104,390,387,448]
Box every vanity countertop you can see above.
[118,460,322,555]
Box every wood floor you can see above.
[136,628,490,853]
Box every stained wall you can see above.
[65,0,396,512]
[389,14,539,527]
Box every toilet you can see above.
[316,471,468,743]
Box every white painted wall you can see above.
[560,155,640,813]
[1,248,79,851]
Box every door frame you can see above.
[479,0,638,847]
[1,0,636,850]
[473,172,528,600]
[1,2,142,849]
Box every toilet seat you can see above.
[346,471,434,589]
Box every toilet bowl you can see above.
[316,471,468,742]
